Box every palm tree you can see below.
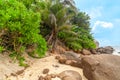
[40,0,76,52]
[25,0,96,51]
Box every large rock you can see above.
[56,51,82,68]
[63,51,81,59]
[104,46,114,53]
[82,49,92,55]
[96,46,114,54]
[81,54,120,80]
[58,70,82,80]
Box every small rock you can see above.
[65,60,72,65]
[70,60,82,68]
[44,75,51,80]
[43,68,49,74]
[38,76,44,80]
[55,56,61,59]
[52,64,59,68]
[58,70,82,80]
[49,74,57,78]
[58,58,66,64]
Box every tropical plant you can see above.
[0,46,4,53]
[71,12,96,49]
[38,0,96,51]
[71,12,91,31]
[19,0,96,51]
[58,28,82,51]
[38,0,77,51]
[0,0,47,66]
[58,11,96,50]
[73,27,96,49]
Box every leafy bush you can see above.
[0,46,4,53]
[73,27,96,49]
[58,26,96,50]
[58,29,82,51]
[18,0,96,52]
[0,0,47,66]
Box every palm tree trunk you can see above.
[47,27,58,53]
[47,30,54,44]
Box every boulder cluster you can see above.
[39,69,82,80]
[39,41,119,80]
[96,46,114,54]
[81,54,120,80]
[55,45,120,80]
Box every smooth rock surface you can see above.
[96,46,114,54]
[58,70,82,80]
[82,49,92,55]
[81,54,120,80]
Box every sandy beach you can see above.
[0,53,87,80]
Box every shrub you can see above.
[0,0,47,66]
[76,27,96,49]
[0,46,4,53]
[58,30,83,51]
[58,27,96,51]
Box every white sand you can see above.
[0,54,87,80]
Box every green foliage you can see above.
[73,27,96,49]
[36,0,77,51]
[0,0,47,66]
[58,28,82,51]
[9,51,28,66]
[71,12,96,49]
[17,0,35,9]
[1,0,96,54]
[71,12,91,31]
[58,25,96,50]
[32,0,96,51]
[58,28,96,51]
[0,46,4,53]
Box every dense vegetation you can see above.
[35,0,96,51]
[0,0,96,66]
[0,0,47,66]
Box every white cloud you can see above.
[92,21,114,31]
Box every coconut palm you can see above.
[40,0,77,51]
[20,0,96,52]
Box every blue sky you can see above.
[75,0,120,47]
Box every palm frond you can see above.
[62,30,78,37]
[64,37,81,42]
[58,25,72,31]
[66,42,82,50]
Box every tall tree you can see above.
[39,0,76,51]
[71,12,91,31]
[71,12,96,49]
[20,0,96,51]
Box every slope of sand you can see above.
[0,53,87,80]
